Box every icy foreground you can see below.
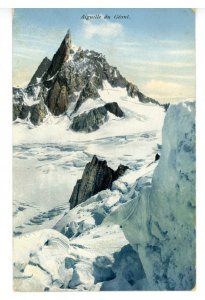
[108,101,196,290]
[13,101,195,291]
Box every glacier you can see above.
[13,101,195,291]
[12,30,195,291]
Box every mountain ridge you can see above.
[13,30,169,128]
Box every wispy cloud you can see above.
[157,39,181,45]
[12,53,32,59]
[14,46,45,54]
[83,19,123,39]
[141,73,195,80]
[167,49,195,56]
[131,60,195,68]
[121,41,141,47]
[142,79,195,100]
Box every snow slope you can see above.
[13,85,162,287]
[13,81,165,145]
[13,83,165,235]
[13,101,195,291]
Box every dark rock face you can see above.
[13,101,47,125]
[13,102,30,121]
[71,102,124,133]
[126,83,163,107]
[13,102,23,121]
[115,164,129,179]
[13,30,167,125]
[127,82,139,97]
[40,37,137,116]
[136,91,162,107]
[19,105,30,120]
[73,82,100,114]
[28,57,51,86]
[29,101,47,125]
[69,155,128,209]
[126,83,168,109]
[45,80,69,116]
[104,102,124,118]
[71,106,107,133]
[44,30,72,80]
[13,87,24,103]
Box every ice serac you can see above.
[108,101,196,290]
[28,57,51,86]
[69,155,129,209]
[71,102,124,132]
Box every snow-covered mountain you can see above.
[13,30,168,128]
[13,30,195,292]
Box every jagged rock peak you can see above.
[65,29,72,48]
[44,29,73,80]
[28,57,51,86]
[69,155,129,209]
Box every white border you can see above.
[0,3,205,300]
[0,6,13,294]
[195,7,205,298]
[0,0,205,8]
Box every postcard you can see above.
[12,8,195,291]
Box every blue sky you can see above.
[13,8,195,102]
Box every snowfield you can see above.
[13,82,165,235]
[13,81,165,145]
[13,80,195,291]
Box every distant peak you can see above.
[65,29,72,47]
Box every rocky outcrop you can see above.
[69,155,129,209]
[136,91,160,105]
[19,105,30,119]
[13,103,29,121]
[45,79,69,116]
[28,57,51,86]
[13,101,47,125]
[70,102,124,133]
[43,30,72,80]
[126,82,139,97]
[126,83,169,109]
[114,164,130,179]
[71,106,107,132]
[104,102,124,117]
[13,102,23,121]
[73,82,100,114]
[29,101,47,125]
[13,30,168,124]
[126,83,162,106]
[13,87,24,103]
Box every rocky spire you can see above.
[28,57,51,86]
[69,155,129,209]
[65,29,72,49]
[43,30,72,80]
